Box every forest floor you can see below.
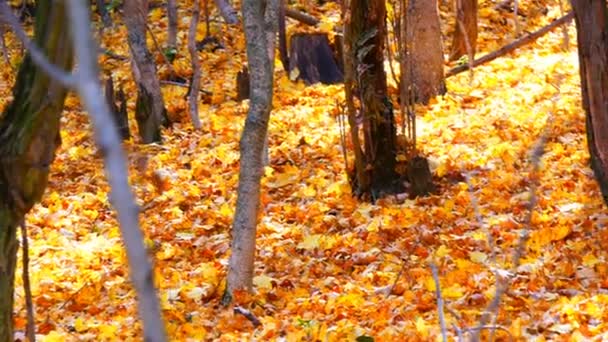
[1,0,607,341]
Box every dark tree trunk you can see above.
[0,2,73,340]
[288,33,343,85]
[449,0,477,61]
[105,76,130,139]
[571,0,608,205]
[407,0,446,104]
[346,0,399,199]
[124,0,167,144]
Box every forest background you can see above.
[0,0,606,341]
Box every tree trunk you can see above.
[407,0,446,104]
[571,0,608,205]
[167,0,177,50]
[346,0,399,199]
[0,2,73,340]
[449,0,477,61]
[188,0,202,129]
[225,0,278,296]
[124,0,167,144]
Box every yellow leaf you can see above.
[298,234,321,250]
[469,251,488,264]
[253,275,274,290]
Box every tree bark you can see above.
[188,0,203,129]
[449,0,477,61]
[167,0,177,50]
[347,0,398,199]
[570,0,608,205]
[407,0,446,104]
[225,0,278,296]
[124,0,167,144]
[0,2,73,340]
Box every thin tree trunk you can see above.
[225,0,278,296]
[124,0,167,144]
[188,0,203,129]
[407,0,446,104]
[570,0,608,205]
[0,2,73,340]
[66,1,168,339]
[167,0,177,50]
[449,0,477,61]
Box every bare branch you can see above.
[430,263,448,342]
[65,1,167,341]
[0,0,75,87]
[470,133,547,342]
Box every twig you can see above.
[387,259,406,298]
[455,4,475,82]
[470,133,547,342]
[0,0,75,87]
[430,263,447,342]
[446,12,574,77]
[234,306,262,327]
[20,221,35,342]
[465,173,495,262]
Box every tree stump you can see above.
[407,156,435,197]
[289,33,343,85]
[105,77,130,140]
[236,66,250,101]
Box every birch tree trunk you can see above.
[570,0,608,205]
[0,2,73,340]
[225,0,278,296]
[124,0,168,144]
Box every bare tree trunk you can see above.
[188,0,202,129]
[124,0,167,144]
[0,2,73,340]
[67,1,168,340]
[347,0,398,199]
[407,0,446,104]
[449,0,477,61]
[167,0,177,50]
[225,0,278,296]
[571,0,608,205]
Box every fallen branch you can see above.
[159,80,212,95]
[446,12,574,78]
[20,221,35,342]
[285,8,319,26]
[234,306,262,328]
